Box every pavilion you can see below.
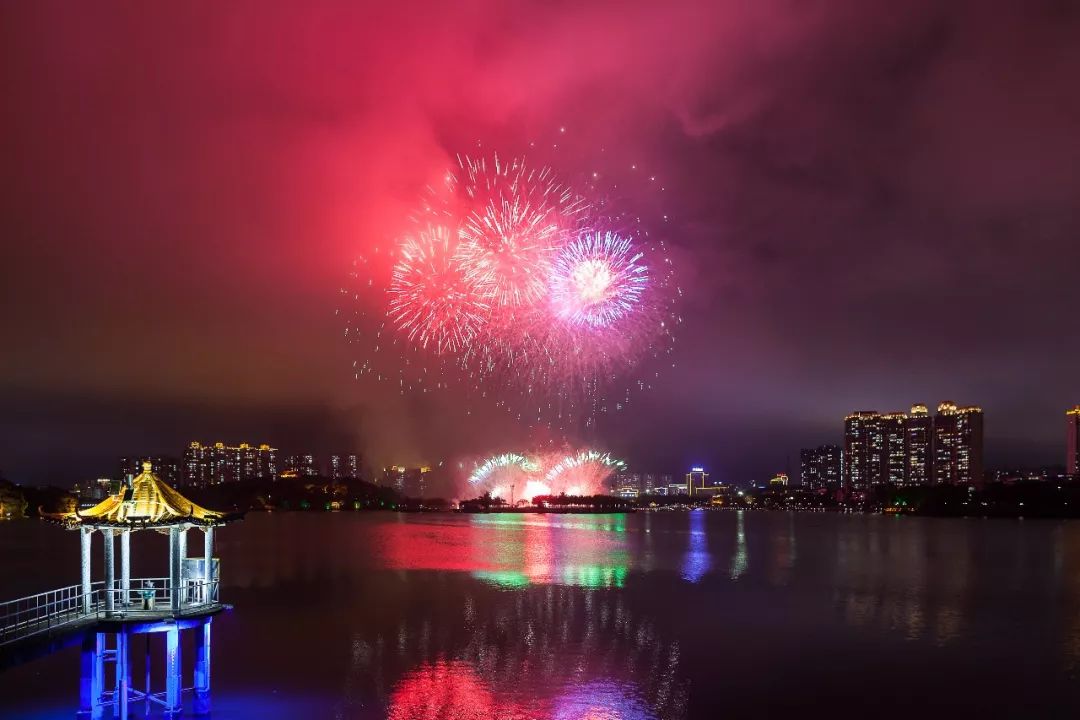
[39,460,242,717]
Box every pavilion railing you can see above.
[0,577,221,647]
[0,582,102,645]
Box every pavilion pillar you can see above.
[193,617,212,715]
[169,526,181,612]
[165,625,182,715]
[80,528,93,614]
[203,526,214,604]
[103,530,115,615]
[116,628,130,720]
[120,529,131,607]
[77,632,105,719]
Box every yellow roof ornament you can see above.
[46,462,236,529]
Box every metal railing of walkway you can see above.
[0,577,220,647]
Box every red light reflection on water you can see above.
[388,660,655,720]
[374,515,630,588]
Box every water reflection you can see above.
[9,512,1080,717]
[729,510,748,580]
[370,514,633,589]
[337,580,687,719]
[680,511,710,583]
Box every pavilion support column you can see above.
[165,625,182,715]
[102,530,115,615]
[169,526,181,612]
[116,628,130,720]
[77,631,104,719]
[80,528,93,615]
[203,526,214,604]
[193,617,212,715]
[120,529,131,608]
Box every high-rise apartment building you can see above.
[283,454,318,478]
[329,454,361,480]
[933,402,984,486]
[843,412,884,490]
[842,402,982,487]
[119,456,181,487]
[383,465,430,497]
[800,445,841,490]
[1066,406,1080,477]
[905,404,933,485]
[184,441,277,486]
[882,413,908,485]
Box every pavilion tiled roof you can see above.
[49,462,235,528]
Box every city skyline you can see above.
[3,399,1077,488]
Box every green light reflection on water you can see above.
[468,513,630,589]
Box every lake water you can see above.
[2,510,1080,718]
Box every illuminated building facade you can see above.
[843,412,884,490]
[184,442,278,486]
[800,445,841,490]
[882,413,908,485]
[769,472,789,488]
[933,402,984,486]
[842,402,983,487]
[906,404,933,485]
[1068,406,1080,477]
[329,454,361,480]
[383,466,432,497]
[119,455,181,487]
[686,467,709,495]
[283,454,318,477]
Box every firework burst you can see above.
[342,146,681,429]
[549,230,647,328]
[387,224,488,355]
[463,448,626,500]
[454,156,588,309]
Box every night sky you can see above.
[2,1,1078,486]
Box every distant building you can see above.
[844,412,885,490]
[769,472,789,488]
[185,442,278,486]
[383,466,431,497]
[882,413,908,485]
[119,456,180,487]
[329,454,361,480]
[686,467,709,495]
[74,478,116,504]
[905,404,933,485]
[842,402,983,488]
[283,454,318,478]
[800,445,841,490]
[666,482,689,496]
[1068,406,1080,477]
[611,472,643,495]
[933,402,984,486]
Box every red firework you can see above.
[454,155,588,308]
[387,224,488,355]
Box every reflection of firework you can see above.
[550,230,647,328]
[339,575,688,719]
